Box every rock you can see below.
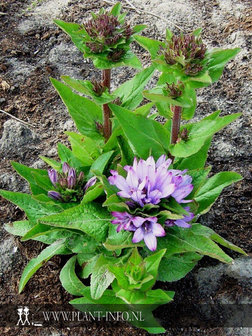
[63,119,75,131]
[47,42,84,77]
[7,58,35,83]
[31,159,46,169]
[0,119,40,159]
[47,147,57,157]
[0,237,21,285]
[195,257,252,299]
[226,258,252,281]
[0,172,29,193]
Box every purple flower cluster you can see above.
[48,162,96,202]
[109,155,194,251]
[108,155,193,206]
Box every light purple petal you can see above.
[152,223,166,237]
[132,228,144,243]
[144,233,157,251]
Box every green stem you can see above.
[102,69,112,142]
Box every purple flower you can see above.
[84,176,97,192]
[132,216,166,251]
[165,207,194,228]
[62,162,70,174]
[108,155,176,207]
[111,211,139,232]
[48,191,62,201]
[48,169,58,186]
[170,170,193,203]
[67,168,77,189]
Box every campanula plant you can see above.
[0,2,247,334]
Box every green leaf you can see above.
[39,156,61,170]
[81,183,104,204]
[51,78,103,139]
[117,135,135,166]
[39,203,110,242]
[174,137,212,170]
[0,190,62,223]
[109,103,170,160]
[134,35,164,59]
[206,48,240,82]
[158,252,202,282]
[11,161,49,194]
[187,167,212,198]
[143,91,188,107]
[195,171,242,214]
[66,132,101,161]
[134,102,154,117]
[61,76,116,105]
[70,288,124,305]
[60,256,86,296]
[133,24,147,33]
[19,239,70,292]
[189,224,247,255]
[158,225,233,263]
[193,28,202,37]
[93,49,142,69]
[166,28,173,41]
[111,2,121,16]
[21,223,54,241]
[56,143,84,169]
[4,220,34,237]
[79,255,100,279]
[90,255,115,300]
[182,86,197,120]
[54,20,88,53]
[141,249,167,291]
[114,66,155,110]
[170,113,241,157]
[88,151,114,177]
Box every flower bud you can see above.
[48,191,62,201]
[84,176,97,192]
[62,162,70,174]
[77,171,84,183]
[67,168,77,189]
[48,169,58,186]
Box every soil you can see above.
[0,0,251,336]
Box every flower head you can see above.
[83,12,133,61]
[164,32,206,76]
[108,155,193,206]
[165,207,194,228]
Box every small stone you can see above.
[0,119,40,159]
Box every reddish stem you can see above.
[171,105,182,144]
[102,69,112,142]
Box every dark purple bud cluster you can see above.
[165,82,184,98]
[48,162,97,202]
[83,12,133,60]
[164,33,206,76]
[91,79,106,96]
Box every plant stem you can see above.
[171,105,182,144]
[102,69,112,142]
